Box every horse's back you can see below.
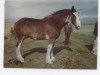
[14,18,47,39]
[14,17,59,40]
[14,18,36,37]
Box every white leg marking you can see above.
[46,43,53,64]
[92,37,97,55]
[16,39,25,62]
[51,50,55,62]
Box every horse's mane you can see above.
[51,9,70,15]
[44,9,71,18]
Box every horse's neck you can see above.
[53,15,67,32]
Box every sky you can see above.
[6,0,97,2]
[5,0,98,24]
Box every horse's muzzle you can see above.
[76,26,81,29]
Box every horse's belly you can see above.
[32,33,49,40]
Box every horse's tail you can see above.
[13,31,16,40]
[13,22,17,39]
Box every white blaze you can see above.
[73,12,81,28]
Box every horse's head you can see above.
[65,6,81,29]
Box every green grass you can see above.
[4,25,97,69]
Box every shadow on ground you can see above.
[85,44,93,52]
[23,46,73,59]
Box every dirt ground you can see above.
[4,23,97,69]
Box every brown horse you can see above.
[14,6,81,64]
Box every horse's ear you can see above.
[71,6,74,10]
[71,6,76,13]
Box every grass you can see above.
[4,25,97,69]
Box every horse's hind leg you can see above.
[16,36,25,62]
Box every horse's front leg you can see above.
[63,33,71,45]
[46,43,54,64]
[51,46,55,62]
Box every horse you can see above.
[14,6,81,64]
[92,22,98,55]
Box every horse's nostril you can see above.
[76,26,80,29]
[78,26,80,28]
[78,26,81,29]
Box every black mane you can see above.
[45,9,71,18]
[51,9,70,15]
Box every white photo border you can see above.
[0,0,100,75]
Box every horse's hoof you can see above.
[93,53,97,55]
[92,52,97,55]
[46,59,53,64]
[91,51,97,55]
[51,57,55,62]
[20,60,25,63]
[17,57,25,63]
[63,41,69,45]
